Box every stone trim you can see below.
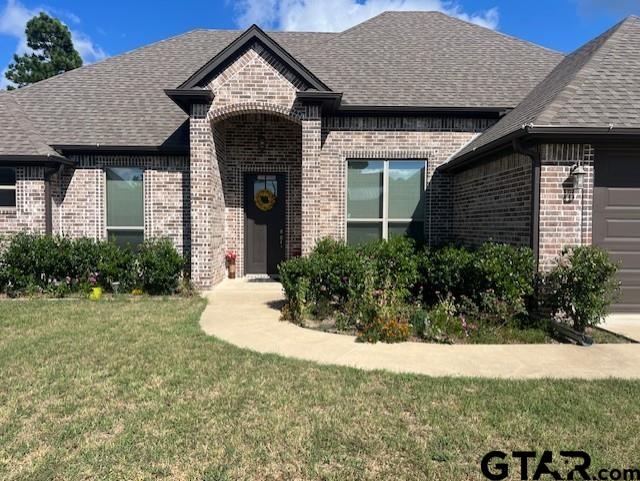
[209,102,303,124]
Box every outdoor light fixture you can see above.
[571,164,586,190]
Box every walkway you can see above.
[200,279,640,379]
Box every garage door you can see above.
[593,147,640,313]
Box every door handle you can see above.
[279,229,284,249]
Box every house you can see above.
[0,12,638,311]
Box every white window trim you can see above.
[346,159,426,241]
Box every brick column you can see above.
[189,103,226,288]
[538,144,594,270]
[300,105,321,255]
[15,166,48,233]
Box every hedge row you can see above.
[0,234,185,296]
[279,237,619,340]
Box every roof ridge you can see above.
[291,11,397,57]
[537,17,627,124]
[426,10,563,55]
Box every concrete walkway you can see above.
[603,314,640,342]
[200,279,640,379]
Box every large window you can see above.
[347,160,425,245]
[106,167,144,247]
[0,168,16,208]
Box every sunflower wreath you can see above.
[255,189,277,212]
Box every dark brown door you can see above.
[593,147,640,312]
[244,173,286,275]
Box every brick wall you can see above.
[0,166,48,234]
[50,155,190,255]
[452,149,532,247]
[538,143,594,269]
[318,117,491,246]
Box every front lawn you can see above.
[1,298,639,480]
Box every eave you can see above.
[165,89,215,114]
[439,125,640,173]
[0,154,72,167]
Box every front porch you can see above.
[189,103,322,288]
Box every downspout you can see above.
[512,137,541,269]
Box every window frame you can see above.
[0,167,17,209]
[104,167,145,244]
[346,159,426,242]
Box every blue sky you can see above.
[1,0,639,88]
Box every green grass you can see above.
[1,298,639,480]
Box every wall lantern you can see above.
[571,165,586,190]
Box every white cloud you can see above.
[233,0,499,32]
[0,0,106,88]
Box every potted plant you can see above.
[88,272,102,300]
[226,250,237,279]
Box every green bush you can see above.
[471,243,535,318]
[544,246,619,332]
[422,295,467,343]
[309,238,371,310]
[279,256,313,323]
[418,245,474,305]
[359,236,419,304]
[137,239,184,295]
[0,234,184,296]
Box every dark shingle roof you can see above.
[1,12,561,153]
[300,11,562,108]
[0,92,63,160]
[448,16,640,166]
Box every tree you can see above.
[5,12,82,89]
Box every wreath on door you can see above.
[255,188,277,212]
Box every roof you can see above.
[445,16,640,170]
[0,92,68,163]
[0,11,562,153]
[300,11,562,109]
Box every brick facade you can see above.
[14,43,598,291]
[537,143,594,269]
[0,166,48,234]
[452,150,532,246]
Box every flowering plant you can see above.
[88,272,99,286]
[225,250,237,263]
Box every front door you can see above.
[244,173,286,275]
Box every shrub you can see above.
[137,238,184,295]
[357,304,412,343]
[358,236,419,304]
[418,245,474,305]
[422,295,470,343]
[471,243,535,318]
[0,234,184,296]
[544,246,619,332]
[96,241,137,292]
[308,238,371,310]
[279,256,313,323]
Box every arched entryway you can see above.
[210,108,303,277]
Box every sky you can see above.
[1,0,640,88]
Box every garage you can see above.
[593,147,640,313]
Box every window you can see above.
[0,168,16,208]
[347,160,425,245]
[106,167,144,247]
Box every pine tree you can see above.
[5,12,82,89]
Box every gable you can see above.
[206,43,303,114]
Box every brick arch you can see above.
[208,102,303,125]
